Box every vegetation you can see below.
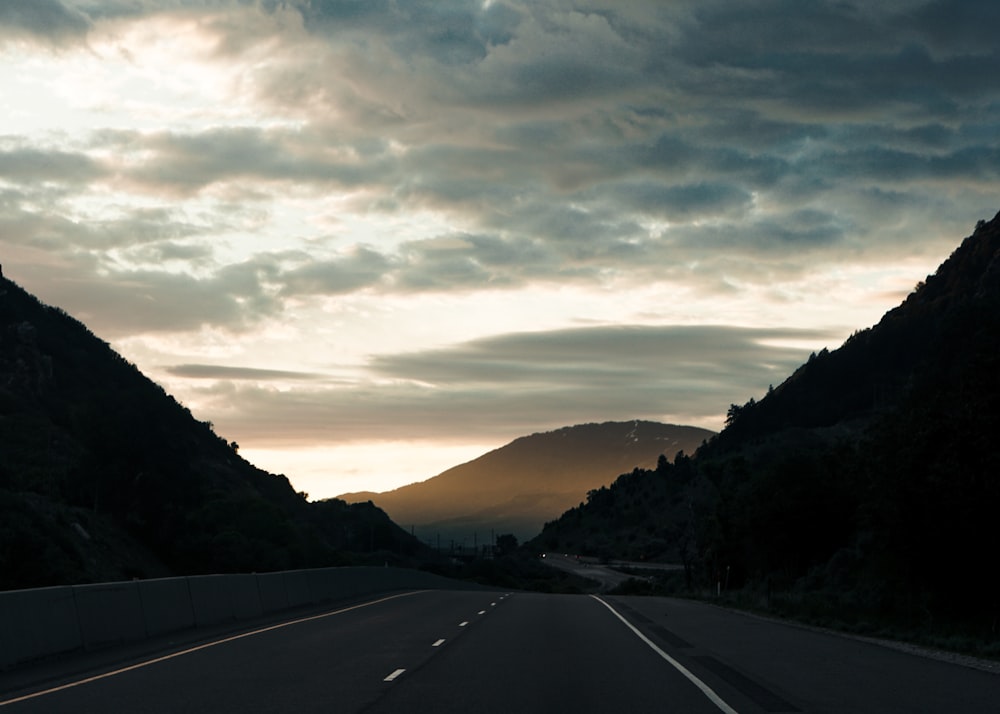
[0,275,431,590]
[530,212,1000,653]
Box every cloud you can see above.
[370,324,833,390]
[280,246,394,295]
[105,127,380,196]
[0,145,105,184]
[0,0,92,45]
[3,0,1000,484]
[602,181,754,221]
[196,324,836,445]
[14,258,282,337]
[165,364,325,381]
[8,0,988,292]
[905,0,1000,54]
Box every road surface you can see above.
[539,551,673,590]
[1,589,997,712]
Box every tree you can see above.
[495,533,518,556]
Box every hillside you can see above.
[531,212,1000,636]
[0,271,425,591]
[339,421,714,544]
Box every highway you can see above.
[539,551,656,590]
[1,588,997,713]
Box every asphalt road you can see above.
[539,551,648,590]
[1,589,997,713]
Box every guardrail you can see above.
[0,566,479,670]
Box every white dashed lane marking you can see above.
[384,669,406,682]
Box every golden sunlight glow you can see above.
[240,441,494,498]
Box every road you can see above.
[1,589,997,713]
[540,551,676,590]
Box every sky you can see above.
[2,0,998,498]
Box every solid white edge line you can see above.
[0,590,428,708]
[590,595,740,714]
[384,668,406,682]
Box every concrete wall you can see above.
[0,566,481,671]
[0,586,81,668]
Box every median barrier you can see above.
[72,581,146,649]
[0,586,80,670]
[307,566,347,601]
[254,571,289,614]
[228,573,264,621]
[137,577,195,637]
[0,566,482,671]
[188,574,244,627]
[281,569,313,608]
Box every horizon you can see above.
[2,1,998,497]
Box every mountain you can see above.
[339,421,714,544]
[0,270,425,591]
[531,212,1000,634]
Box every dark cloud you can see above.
[818,145,1000,185]
[0,0,92,44]
[39,0,990,295]
[303,0,522,65]
[905,0,1000,53]
[667,209,851,255]
[604,181,754,221]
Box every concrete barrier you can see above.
[228,574,263,621]
[281,570,312,608]
[137,578,195,637]
[73,581,145,649]
[187,575,239,627]
[255,572,288,614]
[0,586,80,670]
[0,566,484,671]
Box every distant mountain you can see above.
[339,421,714,544]
[0,270,425,591]
[531,212,1000,633]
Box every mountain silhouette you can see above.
[0,271,424,591]
[532,212,1000,632]
[339,420,714,544]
